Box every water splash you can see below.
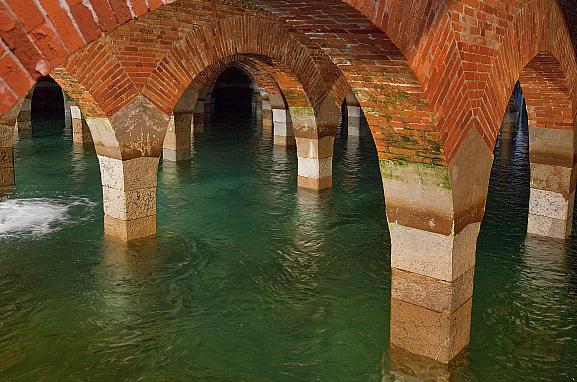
[0,198,95,237]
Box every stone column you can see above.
[528,127,576,239]
[296,135,333,191]
[99,155,159,241]
[273,108,295,146]
[262,97,273,130]
[70,106,93,144]
[347,105,363,136]
[85,95,170,241]
[386,129,492,364]
[0,102,21,187]
[163,113,192,161]
[193,101,205,134]
[16,96,32,136]
[0,124,15,187]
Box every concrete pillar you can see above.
[70,106,93,144]
[385,128,492,363]
[296,135,333,191]
[528,127,576,239]
[85,95,170,241]
[99,155,159,241]
[273,108,295,146]
[163,113,192,161]
[347,105,363,136]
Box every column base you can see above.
[297,175,332,191]
[389,344,469,380]
[0,167,14,187]
[72,119,93,144]
[0,147,14,187]
[274,135,296,147]
[528,213,572,239]
[104,215,156,241]
[390,297,472,364]
[528,188,574,239]
[163,148,192,162]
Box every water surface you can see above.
[0,115,576,381]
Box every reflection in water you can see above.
[383,345,470,382]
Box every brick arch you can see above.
[0,0,175,115]
[462,0,577,152]
[143,15,346,138]
[521,52,575,134]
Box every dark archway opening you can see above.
[31,76,65,135]
[211,67,254,121]
[32,77,64,120]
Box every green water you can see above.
[0,116,576,381]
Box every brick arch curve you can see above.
[470,0,577,151]
[0,0,176,115]
[143,15,347,138]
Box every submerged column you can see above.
[0,104,19,187]
[261,97,273,130]
[163,113,192,161]
[296,135,333,191]
[86,96,170,241]
[528,127,576,239]
[71,106,93,144]
[99,155,159,240]
[386,129,492,363]
[347,105,363,137]
[16,91,33,136]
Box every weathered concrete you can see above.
[296,136,334,191]
[385,128,493,363]
[528,127,576,239]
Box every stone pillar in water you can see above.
[70,106,93,144]
[163,113,193,162]
[85,96,170,241]
[386,128,493,363]
[0,102,20,187]
[347,105,363,137]
[527,127,576,239]
[261,96,273,130]
[16,91,33,136]
[296,135,334,191]
[269,94,295,146]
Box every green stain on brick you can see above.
[379,159,451,190]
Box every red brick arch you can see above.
[473,0,577,151]
[0,0,176,114]
[143,15,346,138]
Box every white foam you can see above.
[0,198,94,237]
